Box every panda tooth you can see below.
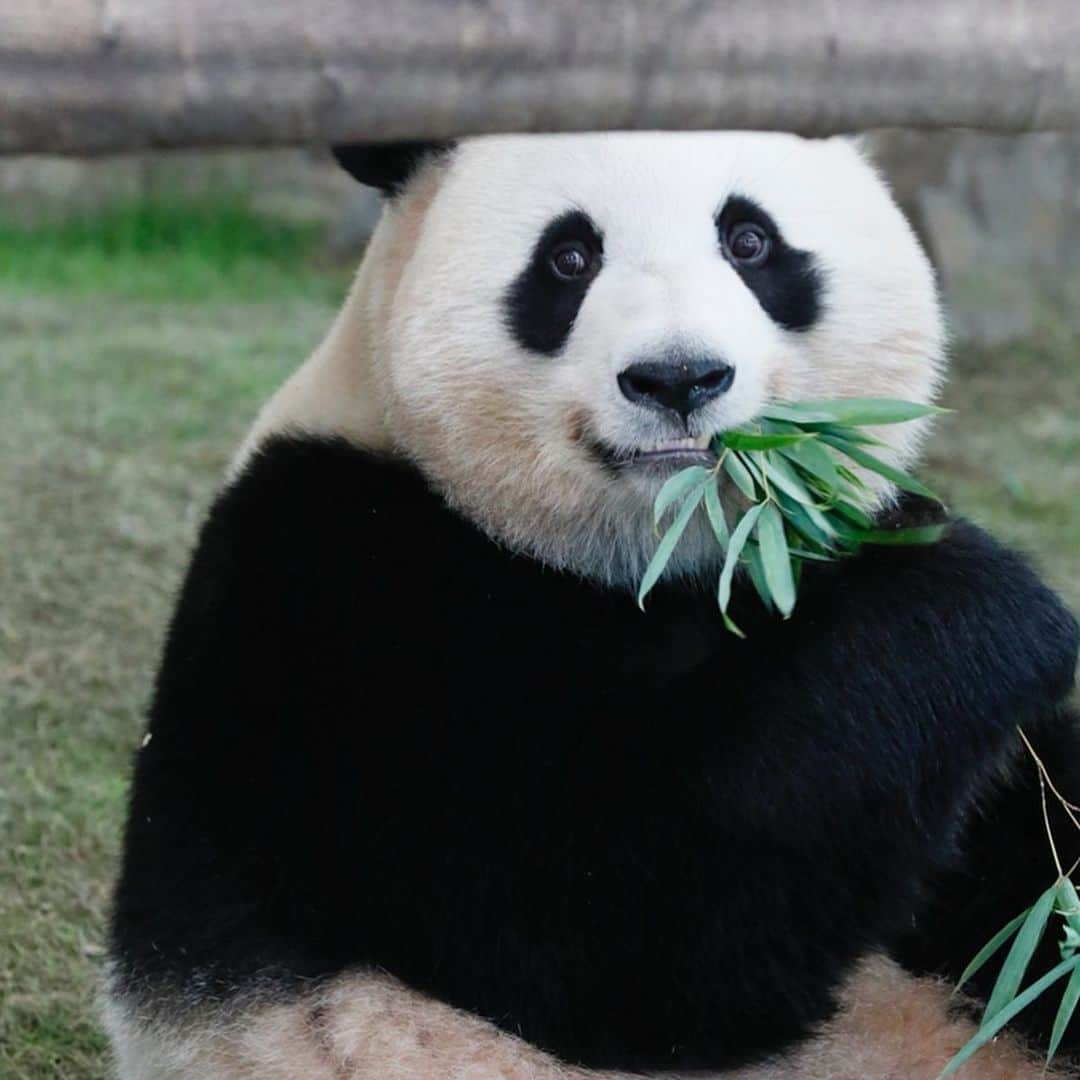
[635,436,713,454]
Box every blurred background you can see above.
[1,131,1077,1077]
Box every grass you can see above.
[0,195,346,303]
[0,196,351,1078]
[1,196,1077,1079]
[927,336,1080,607]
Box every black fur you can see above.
[717,194,823,330]
[896,716,1080,1045]
[504,210,604,356]
[331,141,454,196]
[110,436,1079,1071]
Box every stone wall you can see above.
[869,130,1080,345]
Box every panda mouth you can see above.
[591,434,719,471]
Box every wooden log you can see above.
[1,0,1078,155]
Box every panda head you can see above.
[295,133,944,586]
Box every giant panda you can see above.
[105,132,1080,1079]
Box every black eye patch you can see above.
[716,195,822,332]
[504,210,604,356]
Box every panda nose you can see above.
[617,354,735,422]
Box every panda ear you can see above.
[330,141,454,197]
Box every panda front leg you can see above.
[102,969,624,1080]
[760,955,1062,1080]
[103,961,1057,1080]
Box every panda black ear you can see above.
[330,141,454,197]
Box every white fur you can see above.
[104,959,1051,1079]
[234,131,944,587]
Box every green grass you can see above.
[927,338,1080,608]
[0,197,351,1078]
[0,197,1077,1079]
[0,195,346,303]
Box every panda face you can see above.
[364,132,943,585]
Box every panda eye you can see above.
[727,223,771,267]
[549,241,593,281]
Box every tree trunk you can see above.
[2,0,1078,155]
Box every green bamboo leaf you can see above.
[744,541,774,612]
[940,954,1080,1078]
[761,453,820,507]
[652,465,712,526]
[779,436,840,490]
[1047,954,1080,1063]
[637,486,706,609]
[829,498,875,531]
[741,452,766,486]
[984,881,1058,1022]
[836,464,871,488]
[816,424,886,447]
[756,503,796,617]
[1056,877,1080,936]
[703,478,729,551]
[1061,925,1080,956]
[639,396,947,634]
[724,452,759,500]
[774,490,838,548]
[788,546,836,562]
[820,434,943,502]
[792,398,950,426]
[722,430,816,451]
[718,502,766,614]
[759,403,841,424]
[953,907,1031,993]
[757,418,803,434]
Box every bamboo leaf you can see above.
[788,546,836,562]
[652,465,712,526]
[836,464,871,487]
[722,430,816,451]
[788,398,950,426]
[718,503,765,613]
[637,485,706,609]
[1048,956,1080,1064]
[829,498,875,531]
[816,424,886,447]
[744,541,774,612]
[953,907,1031,993]
[1056,877,1080,936]
[774,490,838,548]
[762,453,819,507]
[638,397,949,634]
[703,478,729,551]
[741,452,766,487]
[779,436,840,490]
[724,452,759,500]
[759,403,841,424]
[756,503,796,617]
[983,881,1058,1022]
[940,954,1080,1078]
[820,434,943,502]
[1061,925,1080,956]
